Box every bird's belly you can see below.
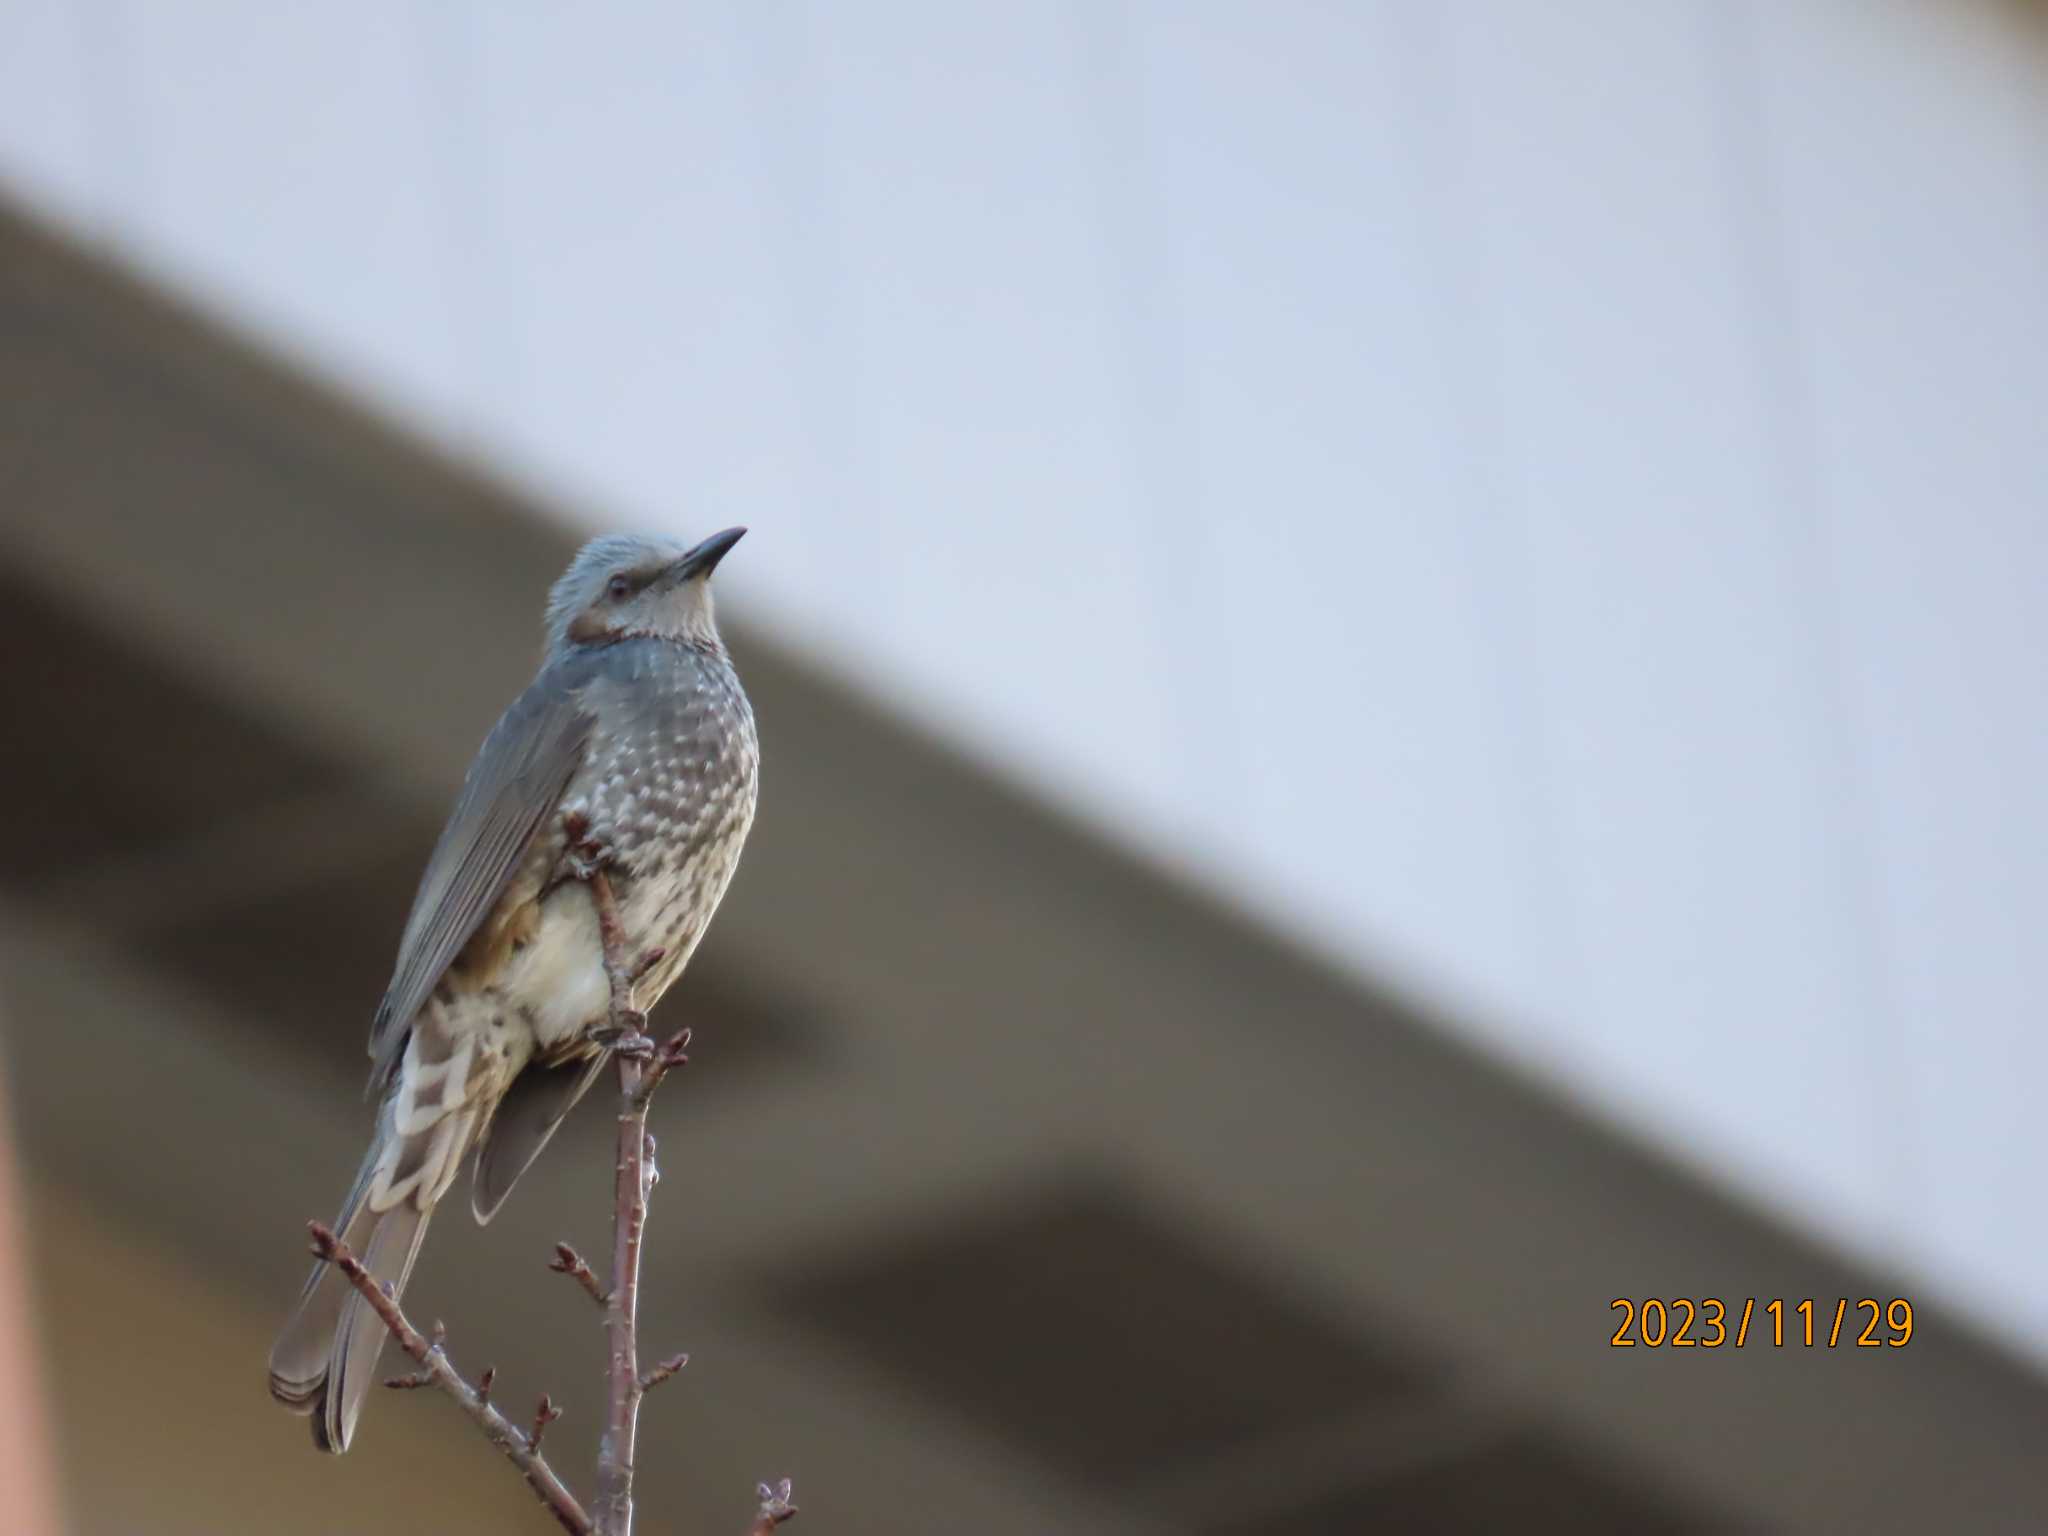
[496,856,729,1050]
[497,895,611,1052]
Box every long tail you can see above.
[267,1104,474,1452]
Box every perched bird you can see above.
[268,527,759,1453]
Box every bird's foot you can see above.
[621,1027,690,1072]
[560,813,618,882]
[592,1016,653,1056]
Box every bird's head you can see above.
[544,527,745,657]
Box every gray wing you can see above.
[366,662,597,1090]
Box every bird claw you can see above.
[592,1017,653,1056]
[561,813,618,882]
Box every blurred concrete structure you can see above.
[3,2,2048,1532]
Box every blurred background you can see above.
[2,1,2046,1531]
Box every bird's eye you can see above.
[606,575,633,601]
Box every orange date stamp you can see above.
[1610,1297,1914,1348]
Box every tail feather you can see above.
[315,1201,429,1453]
[268,1117,453,1453]
[269,1140,380,1416]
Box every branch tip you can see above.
[640,1352,689,1392]
[752,1478,798,1531]
[549,1241,611,1307]
[530,1393,564,1453]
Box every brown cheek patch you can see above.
[567,610,619,645]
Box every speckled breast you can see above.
[572,637,759,1006]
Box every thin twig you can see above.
[639,1353,688,1393]
[583,861,655,1536]
[576,849,785,1536]
[549,1242,611,1308]
[306,1221,592,1535]
[633,1028,693,1111]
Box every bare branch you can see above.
[549,1242,611,1308]
[581,860,657,1536]
[306,1221,592,1535]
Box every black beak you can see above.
[674,525,746,580]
